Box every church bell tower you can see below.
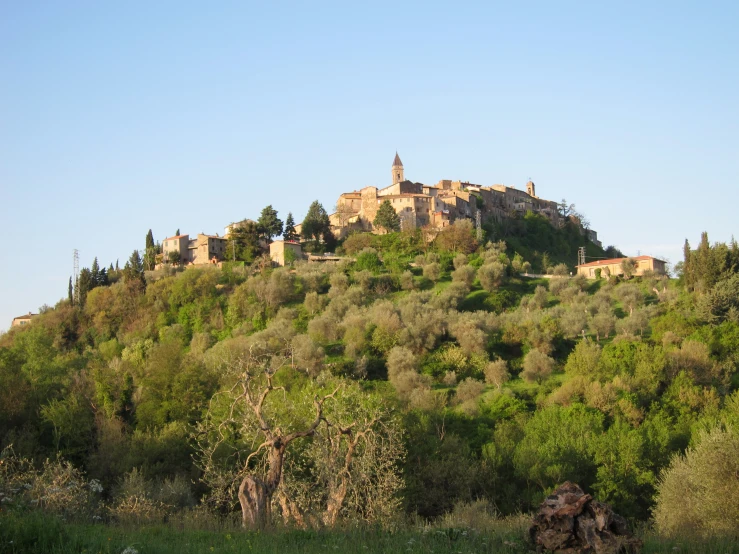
[392,152,404,185]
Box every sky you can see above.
[1,1,738,329]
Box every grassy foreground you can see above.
[2,513,739,554]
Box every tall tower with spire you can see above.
[392,152,404,185]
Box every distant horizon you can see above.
[2,1,737,329]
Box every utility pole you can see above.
[577,246,586,267]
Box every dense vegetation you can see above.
[2,215,739,546]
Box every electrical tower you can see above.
[577,246,586,267]
[73,249,79,284]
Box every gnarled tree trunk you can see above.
[238,475,271,529]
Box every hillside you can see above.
[1,223,739,542]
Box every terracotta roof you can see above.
[164,234,188,240]
[392,152,403,167]
[576,255,664,268]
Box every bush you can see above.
[654,426,739,538]
[342,232,374,255]
[355,249,383,272]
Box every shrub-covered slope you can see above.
[2,224,739,536]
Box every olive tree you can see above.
[478,262,507,291]
[521,349,556,383]
[484,358,510,391]
[654,427,739,538]
[195,349,400,530]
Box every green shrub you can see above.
[654,426,739,538]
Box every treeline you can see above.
[1,225,738,537]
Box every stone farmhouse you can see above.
[328,153,581,240]
[162,233,228,266]
[576,255,666,279]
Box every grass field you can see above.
[2,512,739,554]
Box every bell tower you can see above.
[392,152,404,185]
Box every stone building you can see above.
[269,240,303,266]
[576,255,666,279]
[163,233,228,265]
[11,313,36,328]
[329,154,566,237]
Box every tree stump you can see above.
[529,482,642,554]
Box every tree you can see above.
[621,258,637,279]
[696,273,739,324]
[90,258,100,286]
[484,358,510,391]
[423,262,441,282]
[67,277,74,306]
[604,245,625,259]
[230,221,261,262]
[373,200,400,233]
[334,200,357,229]
[144,230,157,271]
[123,250,146,289]
[654,426,739,538]
[283,213,298,242]
[521,349,556,383]
[558,199,576,218]
[75,268,93,307]
[302,201,331,244]
[478,262,507,291]
[257,205,283,243]
[195,349,397,529]
[435,220,478,254]
[167,250,181,266]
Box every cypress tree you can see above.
[91,257,100,286]
[283,212,298,242]
[76,268,93,307]
[146,229,155,250]
[68,277,74,306]
[301,201,330,243]
[683,239,693,290]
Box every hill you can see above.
[1,224,739,540]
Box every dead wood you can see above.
[529,482,642,554]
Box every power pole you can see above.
[577,246,586,267]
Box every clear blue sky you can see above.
[1,1,738,329]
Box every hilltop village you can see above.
[324,153,593,240]
[159,154,602,268]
